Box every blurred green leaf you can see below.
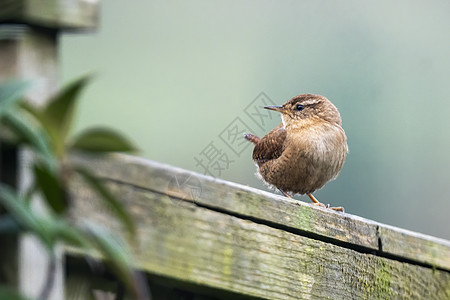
[18,76,91,158]
[74,167,136,237]
[0,183,89,249]
[1,113,55,168]
[33,164,68,215]
[47,218,91,249]
[0,183,53,248]
[41,76,91,156]
[18,101,43,126]
[0,286,31,300]
[70,128,137,153]
[0,184,38,230]
[81,222,136,294]
[0,80,31,118]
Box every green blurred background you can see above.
[61,0,450,240]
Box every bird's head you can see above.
[264,94,342,129]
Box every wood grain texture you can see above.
[0,0,99,30]
[67,176,450,300]
[70,154,450,272]
[0,26,58,104]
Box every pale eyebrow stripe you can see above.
[301,99,321,106]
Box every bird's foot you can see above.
[312,202,345,212]
[308,194,345,212]
[327,204,345,212]
[312,202,326,208]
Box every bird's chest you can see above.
[294,129,335,155]
[286,126,344,169]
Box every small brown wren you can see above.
[244,94,348,212]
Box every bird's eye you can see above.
[296,104,304,111]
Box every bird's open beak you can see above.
[264,105,284,112]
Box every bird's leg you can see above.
[307,193,345,212]
[307,194,327,208]
[279,189,293,199]
[307,193,320,204]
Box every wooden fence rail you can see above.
[67,154,450,299]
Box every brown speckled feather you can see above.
[253,123,286,165]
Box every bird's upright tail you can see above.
[244,133,260,145]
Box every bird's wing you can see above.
[253,123,286,163]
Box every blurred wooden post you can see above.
[0,1,99,299]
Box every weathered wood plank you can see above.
[0,0,99,31]
[378,225,450,270]
[67,177,450,300]
[70,154,450,271]
[0,25,58,105]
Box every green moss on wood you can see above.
[374,260,393,297]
